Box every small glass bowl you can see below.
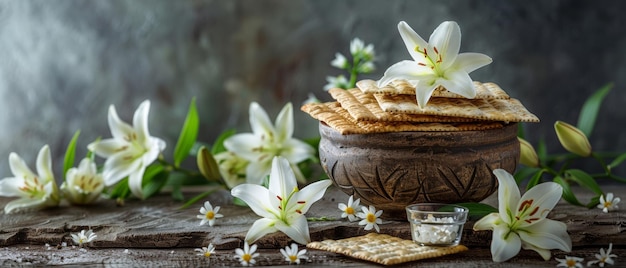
[405,203,469,246]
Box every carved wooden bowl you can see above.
[318,122,520,220]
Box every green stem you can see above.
[591,152,611,175]
[348,58,360,89]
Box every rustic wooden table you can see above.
[0,185,624,267]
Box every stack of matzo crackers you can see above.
[302,79,539,135]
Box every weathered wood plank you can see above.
[0,185,624,266]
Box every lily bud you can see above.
[554,121,592,157]
[196,146,222,182]
[61,158,104,205]
[518,137,539,167]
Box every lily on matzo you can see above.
[377,21,492,109]
[231,156,332,245]
[224,102,315,185]
[87,100,166,199]
[0,145,59,213]
[473,169,571,262]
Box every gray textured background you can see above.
[1,0,625,180]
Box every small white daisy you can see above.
[598,193,620,213]
[356,205,383,232]
[235,242,259,266]
[338,195,361,222]
[556,255,584,268]
[197,201,224,226]
[195,243,216,258]
[587,243,618,267]
[280,243,308,265]
[71,229,97,247]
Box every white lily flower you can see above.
[197,201,224,227]
[350,38,375,61]
[587,243,618,267]
[235,241,259,266]
[302,93,321,105]
[213,151,249,189]
[377,21,492,109]
[324,75,350,91]
[280,243,308,265]
[61,158,104,205]
[195,243,216,258]
[224,102,315,185]
[71,229,97,247]
[331,53,348,69]
[87,100,166,199]
[597,193,620,213]
[231,156,332,245]
[473,169,571,262]
[556,255,584,268]
[338,195,361,222]
[0,145,59,213]
[357,205,383,232]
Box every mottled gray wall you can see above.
[1,0,625,178]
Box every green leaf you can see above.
[608,152,626,169]
[564,169,603,195]
[141,165,168,199]
[536,139,548,163]
[514,167,540,185]
[63,130,81,180]
[454,202,497,221]
[525,169,546,191]
[211,129,236,155]
[178,186,225,209]
[553,176,583,206]
[108,177,131,199]
[173,97,199,168]
[576,83,612,137]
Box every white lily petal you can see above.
[438,70,476,98]
[245,161,271,185]
[519,182,563,225]
[397,21,429,62]
[249,102,275,138]
[280,139,315,164]
[4,197,47,214]
[472,212,500,231]
[107,105,135,141]
[128,165,146,199]
[8,153,37,181]
[268,157,297,200]
[519,219,572,253]
[491,223,521,262]
[245,218,278,244]
[428,21,461,69]
[0,177,23,197]
[141,139,165,165]
[520,242,552,261]
[454,52,493,73]
[494,169,520,225]
[231,184,276,219]
[102,154,141,186]
[133,100,151,143]
[223,133,264,161]
[290,179,332,214]
[377,60,425,87]
[35,145,53,183]
[275,215,310,244]
[87,139,128,158]
[274,103,294,142]
[414,81,439,109]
